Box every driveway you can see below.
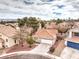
[31,39,54,53]
[31,43,51,53]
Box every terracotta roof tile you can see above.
[33,28,58,39]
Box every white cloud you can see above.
[0,0,79,20]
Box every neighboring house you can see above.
[65,28,79,50]
[0,24,19,49]
[67,28,79,38]
[59,28,79,59]
[33,28,58,45]
[45,22,57,29]
[72,22,79,28]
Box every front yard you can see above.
[4,42,37,53]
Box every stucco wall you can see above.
[0,33,16,48]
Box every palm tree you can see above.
[57,26,69,35]
[49,22,69,53]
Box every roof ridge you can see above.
[46,29,53,38]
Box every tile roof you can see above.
[0,24,17,38]
[33,28,58,39]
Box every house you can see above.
[60,28,79,59]
[45,22,57,29]
[0,24,19,49]
[65,28,79,50]
[33,28,58,45]
[72,22,79,28]
[67,28,79,38]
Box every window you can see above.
[74,32,79,37]
[6,39,8,42]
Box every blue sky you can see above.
[0,0,79,20]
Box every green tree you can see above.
[56,18,63,25]
[40,20,45,28]
[17,18,25,27]
[26,17,39,35]
[26,36,35,48]
[17,17,40,46]
[18,17,39,32]
[17,18,27,46]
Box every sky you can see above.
[0,0,79,20]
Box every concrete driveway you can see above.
[31,43,51,53]
[31,39,54,53]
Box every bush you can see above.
[26,36,35,48]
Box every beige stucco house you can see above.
[0,24,19,49]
